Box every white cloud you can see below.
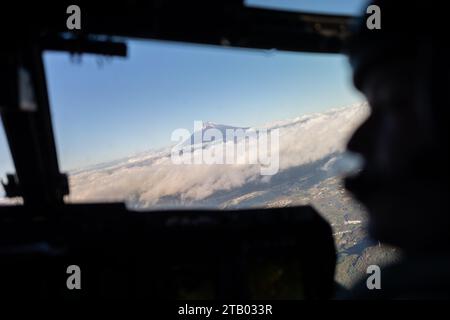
[66,103,369,208]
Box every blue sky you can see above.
[246,0,367,15]
[0,0,366,177]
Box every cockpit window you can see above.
[43,39,366,210]
[0,123,21,205]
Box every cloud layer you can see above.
[67,103,369,208]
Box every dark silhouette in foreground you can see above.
[343,1,449,298]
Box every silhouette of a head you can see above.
[345,1,449,253]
